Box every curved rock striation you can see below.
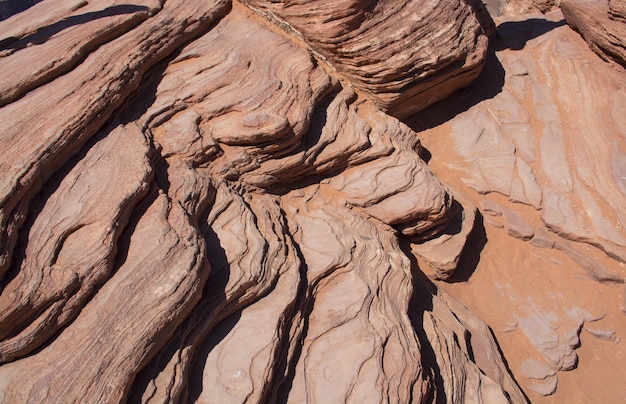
[561,0,626,67]
[0,0,528,402]
[1,0,624,401]
[241,0,493,118]
[408,10,626,401]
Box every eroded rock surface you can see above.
[241,0,493,118]
[561,0,626,67]
[0,1,527,402]
[0,0,625,403]
[408,9,626,402]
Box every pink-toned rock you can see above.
[408,9,626,401]
[609,0,626,22]
[561,0,626,67]
[1,0,625,402]
[503,207,535,241]
[0,1,530,402]
[0,0,231,280]
[412,198,478,280]
[0,121,152,363]
[241,0,492,118]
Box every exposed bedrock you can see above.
[241,0,493,118]
[407,9,626,401]
[0,0,529,402]
[561,0,626,67]
[1,0,625,401]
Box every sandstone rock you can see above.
[561,0,626,67]
[555,241,624,283]
[0,121,153,363]
[520,358,556,380]
[408,9,626,401]
[0,0,231,281]
[241,0,491,118]
[502,207,535,241]
[414,11,626,266]
[610,0,626,23]
[528,374,558,396]
[530,228,557,249]
[411,198,478,280]
[532,0,559,13]
[480,199,503,216]
[0,1,531,402]
[584,327,617,341]
[0,0,624,402]
[520,358,559,395]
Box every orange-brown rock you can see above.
[408,9,626,401]
[0,1,529,402]
[610,0,626,22]
[241,0,492,118]
[0,0,625,402]
[561,0,626,67]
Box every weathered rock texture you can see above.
[561,0,626,67]
[484,0,559,16]
[408,9,626,401]
[0,1,528,402]
[0,0,625,403]
[241,0,493,118]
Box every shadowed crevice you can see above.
[0,4,151,51]
[446,211,487,283]
[404,18,566,132]
[0,0,43,21]
[400,239,447,404]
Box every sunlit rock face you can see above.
[241,0,493,118]
[0,0,624,403]
[0,0,518,402]
[561,0,626,67]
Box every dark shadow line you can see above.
[400,239,447,404]
[0,0,42,22]
[271,241,312,403]
[404,18,566,132]
[0,4,150,51]
[494,18,567,52]
[487,326,531,403]
[445,210,487,283]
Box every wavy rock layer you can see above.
[0,1,526,402]
[242,0,492,118]
[408,10,626,401]
[561,0,626,67]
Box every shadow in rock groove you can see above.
[0,5,150,51]
[404,17,566,133]
[447,210,488,283]
[400,239,448,404]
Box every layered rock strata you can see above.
[561,0,626,67]
[0,0,527,402]
[408,10,626,401]
[241,0,493,118]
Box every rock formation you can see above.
[0,0,624,403]
[561,0,626,67]
[407,8,626,401]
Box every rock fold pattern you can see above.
[0,1,526,402]
[561,0,626,67]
